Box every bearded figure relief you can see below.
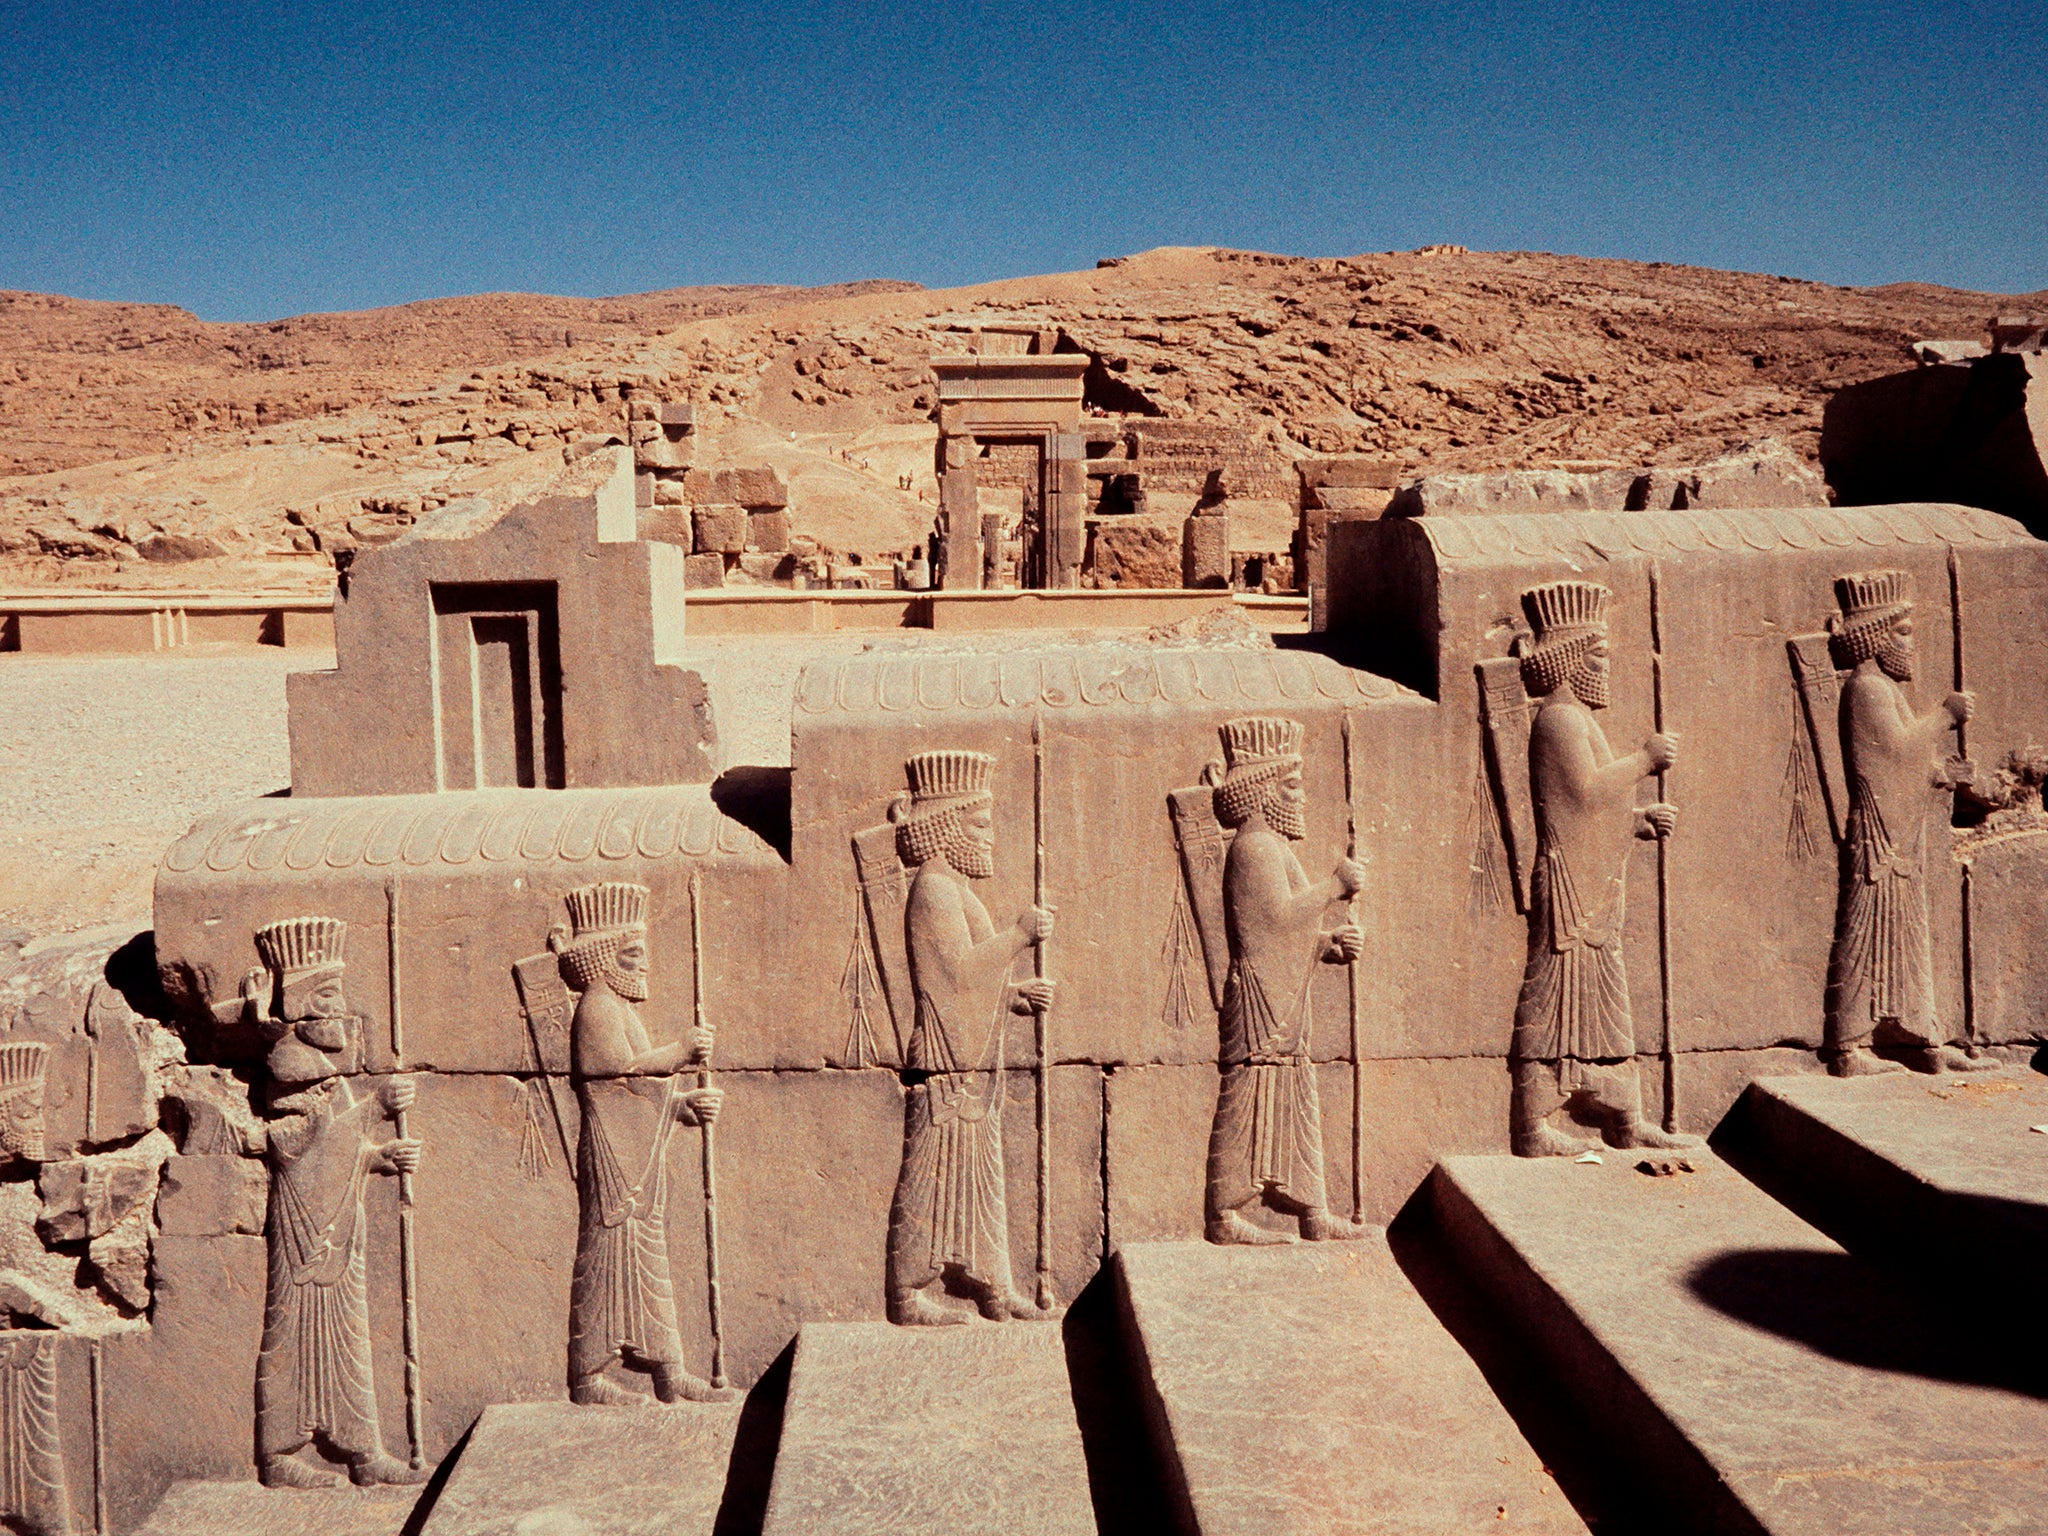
[553,881,729,1404]
[884,750,1057,1325]
[1822,571,1993,1077]
[232,917,423,1488]
[1509,582,1700,1158]
[1193,717,1368,1245]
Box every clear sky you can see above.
[4,0,2043,321]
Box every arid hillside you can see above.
[1,247,2034,585]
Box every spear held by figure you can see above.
[1032,712,1054,1313]
[690,873,729,1391]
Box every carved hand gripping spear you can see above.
[689,872,729,1391]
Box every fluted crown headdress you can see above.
[1522,581,1611,643]
[0,1043,48,1097]
[1834,570,1910,624]
[1218,716,1304,774]
[1829,569,1913,665]
[905,750,994,807]
[563,882,648,937]
[254,917,346,979]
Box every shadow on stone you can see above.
[398,1414,479,1536]
[712,767,793,862]
[1061,1266,1179,1536]
[713,1338,794,1536]
[1388,1195,1659,1535]
[1685,1248,2048,1400]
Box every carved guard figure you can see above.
[225,917,424,1488]
[884,750,1058,1325]
[1508,582,1701,1158]
[1183,717,1368,1244]
[554,882,731,1404]
[1821,571,1993,1076]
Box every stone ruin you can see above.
[5,444,2048,1533]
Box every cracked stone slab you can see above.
[135,1478,422,1536]
[1116,1235,1585,1535]
[418,1399,742,1535]
[761,1321,1093,1536]
[1737,1068,2048,1275]
[1430,1152,2048,1536]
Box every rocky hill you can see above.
[1,247,2034,586]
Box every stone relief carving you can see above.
[511,953,575,1178]
[1498,582,1701,1158]
[1812,571,1995,1077]
[222,917,426,1488]
[872,750,1058,1324]
[0,1327,70,1536]
[1175,717,1368,1244]
[552,882,731,1403]
[0,1045,49,1169]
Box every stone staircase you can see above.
[136,1068,2048,1536]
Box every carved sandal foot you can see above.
[1830,1046,1905,1078]
[1205,1210,1295,1246]
[977,1289,1061,1323]
[350,1453,428,1487]
[571,1373,648,1406]
[654,1367,737,1404]
[888,1288,971,1327]
[1300,1210,1370,1242]
[259,1453,342,1490]
[1921,1045,1999,1073]
[1612,1120,1703,1152]
[1512,1123,1600,1159]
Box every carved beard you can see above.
[947,832,996,881]
[0,1098,44,1164]
[1878,632,1916,682]
[1265,796,1307,841]
[604,963,649,1002]
[1569,662,1611,710]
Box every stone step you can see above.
[417,1399,743,1535]
[760,1321,1095,1536]
[135,1479,421,1536]
[1732,1068,2048,1279]
[1114,1235,1587,1535]
[1428,1151,2048,1536]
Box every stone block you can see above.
[720,466,787,510]
[736,551,791,582]
[419,1399,739,1535]
[1732,1069,2048,1283]
[1086,520,1181,588]
[659,402,696,429]
[135,1480,421,1536]
[652,473,687,505]
[761,1323,1093,1536]
[1385,467,1639,517]
[1429,1152,2048,1534]
[1116,1237,1585,1535]
[1181,510,1229,588]
[748,509,790,552]
[693,506,748,555]
[639,506,693,548]
[1665,439,1827,510]
[635,433,691,471]
[155,1154,267,1237]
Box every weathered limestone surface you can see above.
[134,1480,417,1536]
[1736,1069,2048,1275]
[1116,1237,1585,1535]
[419,1400,741,1535]
[1429,1153,2048,1535]
[760,1322,1093,1536]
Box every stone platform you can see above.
[135,1478,420,1536]
[1734,1068,2048,1277]
[759,1321,1094,1536]
[1115,1235,1585,1535]
[418,1399,743,1535]
[1429,1152,2048,1536]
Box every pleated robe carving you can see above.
[0,1334,69,1536]
[570,1076,686,1379]
[256,1079,383,1460]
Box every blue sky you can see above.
[3,1,2042,320]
